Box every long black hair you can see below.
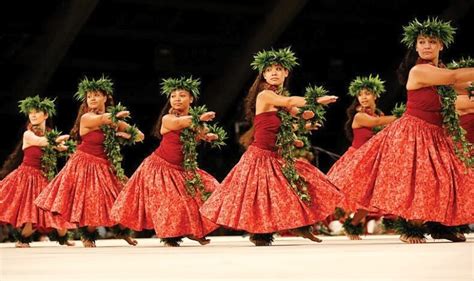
[397,48,419,85]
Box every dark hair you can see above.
[151,100,172,139]
[70,91,114,142]
[0,118,53,179]
[397,48,419,85]
[344,99,360,142]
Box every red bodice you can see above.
[251,111,281,151]
[406,86,443,126]
[351,127,375,149]
[405,59,443,126]
[155,130,184,165]
[77,130,107,159]
[22,146,43,169]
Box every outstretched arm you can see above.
[353,113,397,128]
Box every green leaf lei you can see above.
[275,86,330,203]
[180,105,227,201]
[447,57,474,98]
[437,85,474,168]
[42,129,76,181]
[101,103,141,181]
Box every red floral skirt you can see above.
[35,150,122,227]
[200,145,343,233]
[0,165,74,232]
[112,152,219,238]
[329,115,474,226]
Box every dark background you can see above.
[1,0,473,180]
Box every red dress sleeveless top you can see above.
[351,127,374,149]
[22,146,43,169]
[460,113,474,143]
[155,130,184,165]
[252,111,281,151]
[78,130,107,159]
[405,59,443,126]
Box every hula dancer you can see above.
[0,96,75,247]
[200,47,343,246]
[112,76,224,247]
[35,76,144,247]
[329,18,474,243]
[327,75,397,240]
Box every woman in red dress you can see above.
[112,76,221,247]
[35,77,144,247]
[200,47,343,246]
[329,18,474,243]
[0,96,74,247]
[327,75,396,240]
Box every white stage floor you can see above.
[1,234,473,281]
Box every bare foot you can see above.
[289,228,322,243]
[188,236,210,245]
[123,236,138,246]
[65,240,76,247]
[81,239,96,248]
[399,234,426,244]
[346,234,362,240]
[15,242,30,248]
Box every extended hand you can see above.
[116,111,130,119]
[55,134,70,143]
[116,131,132,139]
[293,139,305,148]
[200,111,216,122]
[305,122,321,130]
[317,95,338,105]
[204,133,219,142]
[302,110,315,120]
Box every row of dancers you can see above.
[0,17,473,247]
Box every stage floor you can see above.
[1,234,473,281]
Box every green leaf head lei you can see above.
[348,74,386,98]
[160,76,200,99]
[401,17,456,49]
[75,75,114,102]
[18,95,56,117]
[251,47,299,73]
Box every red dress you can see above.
[200,111,344,233]
[111,130,219,238]
[460,113,474,144]
[0,146,73,231]
[327,127,380,213]
[35,130,122,227]
[329,77,474,226]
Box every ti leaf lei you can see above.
[275,86,328,203]
[436,57,474,168]
[42,129,77,181]
[101,103,142,181]
[437,86,474,167]
[180,105,227,201]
